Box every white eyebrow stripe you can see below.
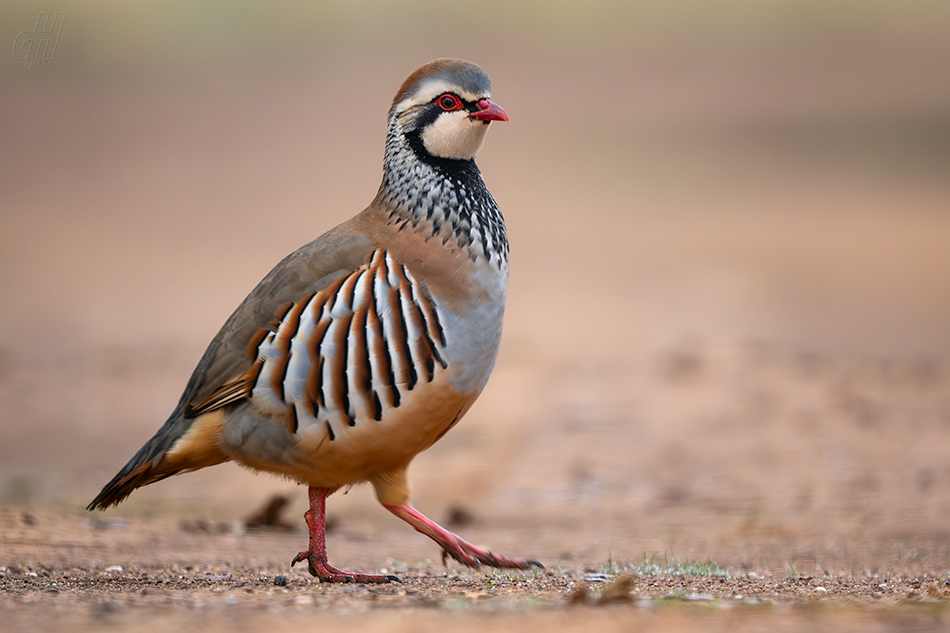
[394,79,486,113]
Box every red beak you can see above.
[469,98,509,122]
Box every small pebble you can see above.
[274,575,288,587]
[583,573,612,583]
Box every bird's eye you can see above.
[436,94,463,111]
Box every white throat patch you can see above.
[420,111,491,160]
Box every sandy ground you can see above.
[3,2,950,630]
[4,508,950,633]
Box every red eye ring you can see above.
[436,93,463,111]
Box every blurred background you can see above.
[2,0,950,573]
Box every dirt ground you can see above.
[4,508,950,633]
[4,2,950,631]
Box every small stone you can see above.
[583,573,611,583]
[445,504,475,528]
[568,583,590,604]
[598,575,634,603]
[274,575,288,587]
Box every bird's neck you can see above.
[375,124,508,269]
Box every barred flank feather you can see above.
[246,250,447,440]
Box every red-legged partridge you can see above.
[88,58,540,582]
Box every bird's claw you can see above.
[439,544,542,571]
[290,550,400,583]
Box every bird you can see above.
[87,58,540,583]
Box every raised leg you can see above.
[384,503,543,570]
[291,486,399,583]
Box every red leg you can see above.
[291,487,398,583]
[384,503,542,570]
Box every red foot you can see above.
[385,504,543,571]
[291,550,398,583]
[294,487,399,584]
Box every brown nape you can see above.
[391,59,455,107]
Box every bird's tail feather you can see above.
[87,409,229,510]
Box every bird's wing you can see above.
[180,219,377,418]
[87,217,377,509]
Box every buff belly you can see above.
[218,362,475,488]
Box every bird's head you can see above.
[389,58,508,163]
